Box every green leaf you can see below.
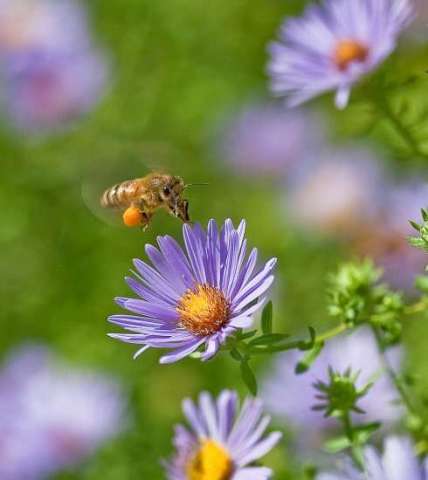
[298,326,317,350]
[240,360,258,396]
[248,333,290,347]
[323,435,352,453]
[230,348,242,361]
[409,220,421,232]
[354,422,381,444]
[237,330,258,340]
[261,301,273,334]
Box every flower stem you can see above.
[341,411,365,471]
[404,298,428,315]
[315,323,348,344]
[371,326,416,416]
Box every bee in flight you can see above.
[100,172,190,229]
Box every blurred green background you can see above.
[1,0,428,478]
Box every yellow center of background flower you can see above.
[333,39,369,71]
[186,439,233,480]
[177,284,230,336]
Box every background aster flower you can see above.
[268,0,414,109]
[109,219,277,364]
[164,390,282,480]
[353,180,428,293]
[261,328,402,451]
[0,0,109,134]
[317,436,428,480]
[219,102,326,178]
[285,147,387,239]
[0,344,126,479]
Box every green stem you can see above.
[371,326,416,416]
[249,323,348,355]
[315,323,348,343]
[341,411,365,471]
[404,298,428,315]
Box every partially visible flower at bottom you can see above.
[109,219,277,364]
[317,436,428,480]
[0,344,126,479]
[164,390,282,480]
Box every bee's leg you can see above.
[140,212,152,232]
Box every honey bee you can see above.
[100,172,190,229]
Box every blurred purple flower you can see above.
[317,436,427,480]
[268,0,413,109]
[355,181,428,293]
[3,49,108,133]
[0,0,109,134]
[164,390,282,480]
[220,103,325,177]
[0,344,126,479]
[261,328,402,449]
[0,0,90,54]
[109,219,276,364]
[285,147,386,238]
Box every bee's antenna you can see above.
[184,182,209,189]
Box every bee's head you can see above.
[158,175,189,222]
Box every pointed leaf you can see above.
[240,360,258,396]
[261,301,273,334]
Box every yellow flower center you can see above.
[186,440,233,480]
[177,284,230,336]
[333,39,369,71]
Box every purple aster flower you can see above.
[285,147,387,239]
[268,0,414,108]
[109,219,277,364]
[317,436,428,480]
[0,344,126,479]
[0,0,109,134]
[164,390,282,480]
[2,48,108,133]
[355,181,428,293]
[220,103,325,177]
[0,0,90,54]
[261,328,402,450]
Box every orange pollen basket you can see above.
[122,206,144,227]
[333,39,369,71]
[177,284,230,336]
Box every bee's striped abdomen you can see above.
[100,180,140,208]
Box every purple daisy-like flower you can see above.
[285,147,387,239]
[109,219,277,364]
[0,0,109,134]
[268,0,414,109]
[317,436,428,480]
[355,180,428,293]
[220,103,325,178]
[164,390,282,480]
[3,48,108,133]
[0,344,126,479]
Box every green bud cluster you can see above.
[409,208,428,252]
[312,367,372,418]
